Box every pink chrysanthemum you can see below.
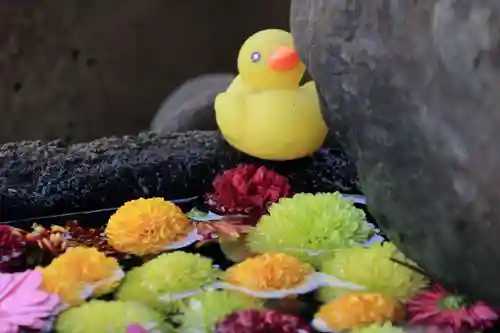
[407,284,498,333]
[206,164,292,218]
[0,270,60,333]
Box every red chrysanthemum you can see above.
[407,284,499,333]
[0,225,26,271]
[65,220,121,257]
[206,164,292,217]
[215,309,312,333]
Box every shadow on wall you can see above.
[0,0,290,143]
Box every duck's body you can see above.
[216,81,326,160]
[215,29,327,161]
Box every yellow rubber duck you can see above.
[215,29,328,161]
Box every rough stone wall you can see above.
[290,0,500,304]
[0,0,290,143]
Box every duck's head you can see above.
[237,29,305,90]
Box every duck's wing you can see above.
[242,89,326,160]
[300,81,319,97]
[214,91,247,139]
[226,75,253,94]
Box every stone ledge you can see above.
[0,131,358,221]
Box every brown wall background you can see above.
[0,0,290,143]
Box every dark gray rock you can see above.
[291,0,500,304]
[0,131,358,221]
[151,74,235,133]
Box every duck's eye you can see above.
[250,52,261,63]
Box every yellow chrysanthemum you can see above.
[106,197,194,256]
[178,290,262,333]
[40,247,123,306]
[224,253,314,291]
[313,293,405,332]
[353,323,406,333]
[319,242,428,302]
[247,192,371,265]
[56,300,175,333]
[116,251,220,314]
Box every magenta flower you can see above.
[407,284,499,333]
[0,270,60,333]
[206,164,293,217]
[126,324,150,333]
[215,309,312,333]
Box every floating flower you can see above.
[407,284,499,333]
[352,323,405,333]
[106,198,197,256]
[218,235,256,263]
[178,290,261,333]
[205,164,292,216]
[55,300,174,333]
[116,251,219,313]
[189,211,257,261]
[40,247,123,306]
[0,270,60,333]
[26,224,68,256]
[64,221,121,257]
[312,292,405,332]
[0,225,26,271]
[126,324,153,333]
[219,253,363,298]
[215,309,312,333]
[196,216,254,243]
[247,192,371,265]
[26,221,121,258]
[224,253,313,291]
[319,242,428,302]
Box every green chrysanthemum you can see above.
[178,290,262,332]
[319,242,428,302]
[115,251,220,313]
[353,323,406,333]
[55,300,174,333]
[247,192,371,265]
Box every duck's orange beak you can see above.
[268,46,301,71]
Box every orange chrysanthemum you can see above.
[105,198,194,256]
[224,253,314,291]
[315,292,405,331]
[40,247,123,306]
